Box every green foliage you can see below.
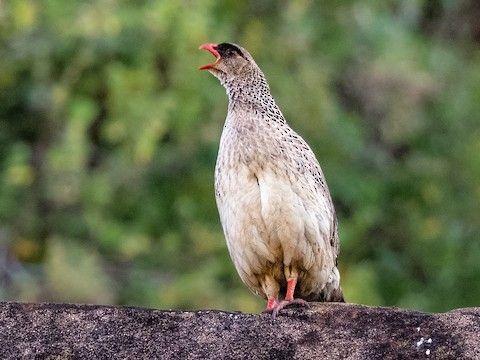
[1,0,479,312]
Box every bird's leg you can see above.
[261,275,280,313]
[265,297,279,312]
[285,277,296,301]
[272,277,309,319]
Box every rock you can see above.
[0,301,478,359]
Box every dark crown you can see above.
[217,43,245,58]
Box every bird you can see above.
[199,42,344,317]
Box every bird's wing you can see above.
[281,129,340,258]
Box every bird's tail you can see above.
[325,286,345,303]
[308,285,345,303]
[308,266,346,303]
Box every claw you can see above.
[263,277,310,319]
[271,298,310,319]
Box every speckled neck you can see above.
[220,69,285,124]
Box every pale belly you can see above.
[215,164,333,298]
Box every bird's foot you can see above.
[268,298,310,319]
[262,297,279,313]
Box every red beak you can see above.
[199,43,221,70]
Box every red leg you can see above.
[271,277,309,319]
[264,297,279,312]
[285,278,296,301]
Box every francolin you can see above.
[199,42,344,317]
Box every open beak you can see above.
[199,43,221,70]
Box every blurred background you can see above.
[1,0,479,313]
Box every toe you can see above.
[271,298,310,319]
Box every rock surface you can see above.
[0,301,478,359]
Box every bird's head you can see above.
[199,42,257,82]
